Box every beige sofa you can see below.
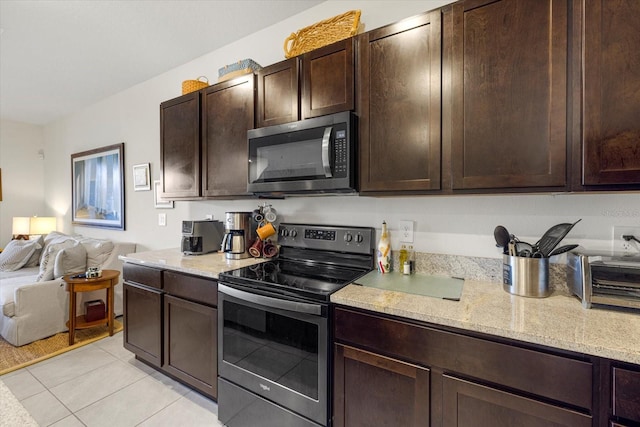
[0,232,135,346]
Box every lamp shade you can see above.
[29,217,56,235]
[12,217,31,235]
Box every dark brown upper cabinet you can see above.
[446,0,569,191]
[201,74,255,198]
[256,38,355,128]
[358,12,442,193]
[302,39,355,120]
[160,91,201,199]
[582,0,640,187]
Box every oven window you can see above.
[222,300,319,400]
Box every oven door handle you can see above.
[218,283,323,316]
[321,126,333,178]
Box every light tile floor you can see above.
[0,331,224,426]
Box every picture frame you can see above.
[154,180,174,208]
[132,163,151,191]
[71,143,125,230]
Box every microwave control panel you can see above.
[334,129,348,177]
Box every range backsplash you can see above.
[390,251,568,293]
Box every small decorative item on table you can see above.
[63,269,120,345]
[218,59,262,82]
[283,9,361,58]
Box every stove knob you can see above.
[280,228,289,237]
[344,233,353,242]
[290,229,298,238]
[355,233,364,243]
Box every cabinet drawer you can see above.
[334,307,592,410]
[613,366,640,423]
[123,263,163,289]
[164,271,217,306]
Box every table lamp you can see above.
[12,216,57,240]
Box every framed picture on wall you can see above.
[71,143,125,230]
[154,180,174,208]
[132,163,151,191]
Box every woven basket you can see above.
[181,76,209,95]
[284,10,361,59]
[218,59,262,82]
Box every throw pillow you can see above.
[53,241,87,279]
[37,239,76,282]
[23,235,44,268]
[0,239,40,272]
[39,231,75,265]
[77,238,114,268]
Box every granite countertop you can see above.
[119,249,265,279]
[332,276,640,365]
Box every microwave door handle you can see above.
[322,126,333,178]
[218,283,322,316]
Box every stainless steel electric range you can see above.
[217,223,375,427]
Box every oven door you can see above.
[218,283,328,426]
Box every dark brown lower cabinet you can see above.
[164,294,217,399]
[333,306,597,426]
[123,282,163,368]
[442,375,591,426]
[612,366,640,425]
[123,264,218,400]
[333,344,430,427]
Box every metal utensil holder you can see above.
[503,255,550,298]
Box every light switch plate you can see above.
[399,220,414,243]
[158,213,167,227]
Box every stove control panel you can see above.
[278,223,374,255]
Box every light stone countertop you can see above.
[332,279,640,365]
[119,249,265,279]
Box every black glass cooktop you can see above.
[218,259,370,302]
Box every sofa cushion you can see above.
[37,239,76,282]
[23,235,44,268]
[0,269,39,317]
[54,242,87,279]
[77,238,114,268]
[0,239,41,272]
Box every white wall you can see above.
[42,0,640,258]
[0,119,47,246]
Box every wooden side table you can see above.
[63,269,120,345]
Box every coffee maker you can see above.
[181,220,224,255]
[222,212,256,260]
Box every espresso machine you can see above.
[222,212,256,260]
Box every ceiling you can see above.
[0,0,324,126]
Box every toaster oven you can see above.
[567,251,640,309]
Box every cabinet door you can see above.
[613,366,640,424]
[256,58,299,127]
[358,12,442,193]
[334,344,430,427]
[202,75,255,198]
[123,282,163,367]
[301,38,355,120]
[448,0,568,190]
[160,91,201,199]
[163,295,217,399]
[442,375,591,427]
[583,0,640,186]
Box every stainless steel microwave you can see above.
[247,111,356,196]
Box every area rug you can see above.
[0,320,123,375]
[0,379,38,426]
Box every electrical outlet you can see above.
[158,213,167,227]
[205,214,213,220]
[612,225,640,253]
[399,220,414,243]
